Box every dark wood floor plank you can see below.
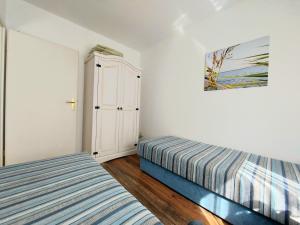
[102,154,229,225]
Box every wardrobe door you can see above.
[95,60,120,156]
[118,64,140,152]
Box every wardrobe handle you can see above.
[117,107,120,110]
[120,107,123,110]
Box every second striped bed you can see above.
[138,136,300,225]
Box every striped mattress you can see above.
[138,136,300,225]
[0,153,162,225]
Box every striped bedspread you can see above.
[138,136,300,225]
[0,154,162,225]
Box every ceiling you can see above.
[24,0,240,51]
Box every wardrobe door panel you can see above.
[96,60,121,156]
[118,110,137,152]
[118,64,140,152]
[98,61,120,109]
[119,64,139,110]
[96,109,119,156]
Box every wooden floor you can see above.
[102,154,229,225]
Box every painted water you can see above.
[216,66,268,89]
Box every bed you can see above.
[138,136,300,225]
[0,153,162,225]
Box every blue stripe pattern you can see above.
[138,136,300,225]
[0,153,162,225]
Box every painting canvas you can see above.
[204,36,270,91]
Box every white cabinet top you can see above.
[85,52,142,72]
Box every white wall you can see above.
[0,0,6,25]
[141,0,300,163]
[0,0,141,152]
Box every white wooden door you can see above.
[0,26,5,166]
[95,60,120,156]
[118,64,140,152]
[5,30,78,165]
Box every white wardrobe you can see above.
[83,53,141,162]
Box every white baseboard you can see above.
[94,150,137,164]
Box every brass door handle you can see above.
[66,98,76,110]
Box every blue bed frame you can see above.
[140,158,281,225]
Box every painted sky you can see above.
[206,36,270,73]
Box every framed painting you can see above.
[204,36,270,91]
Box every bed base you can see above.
[140,158,280,225]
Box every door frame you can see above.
[0,26,5,167]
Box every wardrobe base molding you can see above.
[94,149,137,163]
